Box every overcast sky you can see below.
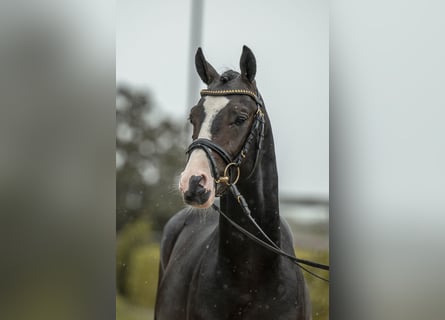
[117,0,328,198]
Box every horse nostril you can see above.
[189,175,205,191]
[184,175,211,205]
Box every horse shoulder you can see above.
[159,207,192,272]
[280,217,313,320]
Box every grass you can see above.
[297,248,329,319]
[117,294,154,320]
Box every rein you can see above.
[186,89,330,282]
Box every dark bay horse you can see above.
[155,46,311,320]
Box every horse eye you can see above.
[234,114,248,126]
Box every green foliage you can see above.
[297,248,329,320]
[116,86,185,232]
[116,294,153,320]
[127,245,160,308]
[116,219,152,294]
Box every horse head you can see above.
[179,46,264,208]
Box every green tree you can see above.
[116,86,185,232]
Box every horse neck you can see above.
[218,118,281,267]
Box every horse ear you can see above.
[195,47,219,85]
[240,45,256,82]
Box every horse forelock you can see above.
[220,70,240,83]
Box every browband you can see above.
[200,89,263,107]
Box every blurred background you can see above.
[2,1,444,320]
[116,0,329,319]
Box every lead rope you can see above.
[212,184,330,283]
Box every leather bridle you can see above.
[186,89,265,196]
[185,89,330,282]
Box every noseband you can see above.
[186,89,266,196]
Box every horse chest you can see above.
[157,230,303,320]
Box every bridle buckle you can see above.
[215,176,229,185]
[215,163,240,186]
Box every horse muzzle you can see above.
[182,175,212,206]
[179,149,216,208]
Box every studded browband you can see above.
[200,89,264,107]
